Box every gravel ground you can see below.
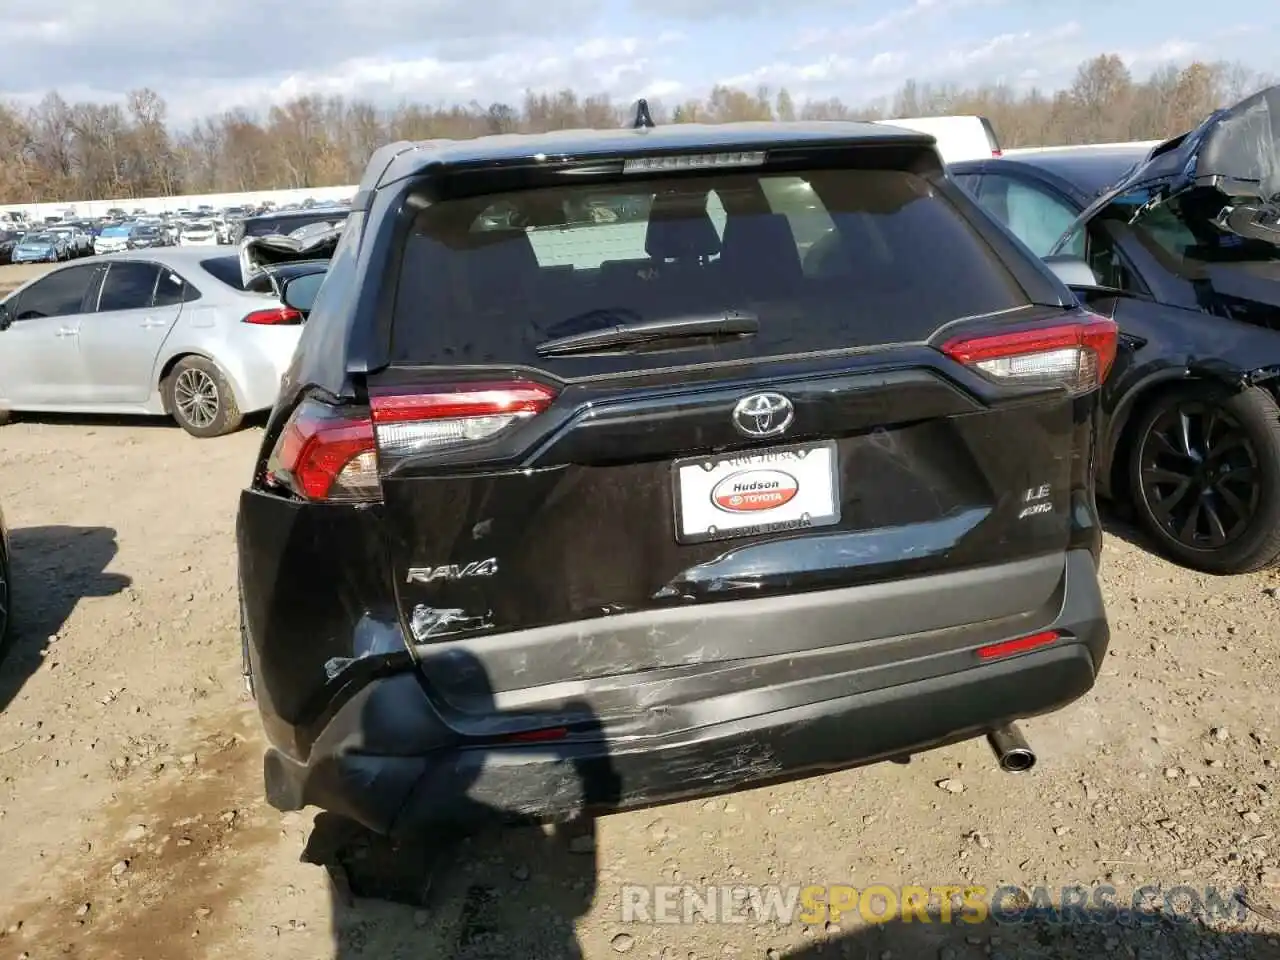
[0,262,50,296]
[1,261,1280,959]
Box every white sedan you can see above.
[178,220,219,247]
[0,249,306,437]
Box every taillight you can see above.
[264,379,558,502]
[244,306,303,325]
[370,380,558,461]
[940,314,1118,395]
[265,401,378,501]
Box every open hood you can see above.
[1108,85,1280,203]
[238,220,344,288]
[1188,85,1280,201]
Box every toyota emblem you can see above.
[732,392,794,438]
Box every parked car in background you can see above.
[241,259,328,306]
[229,207,351,245]
[94,224,134,256]
[238,119,1113,839]
[128,224,165,249]
[179,220,219,247]
[0,249,306,437]
[48,226,88,258]
[875,115,1002,163]
[11,232,69,263]
[0,230,18,265]
[952,85,1280,573]
[950,143,1152,258]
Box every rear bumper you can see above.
[220,327,301,413]
[259,549,1108,836]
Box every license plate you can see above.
[672,441,840,544]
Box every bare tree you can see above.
[1,55,1272,203]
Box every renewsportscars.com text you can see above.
[619,883,1248,926]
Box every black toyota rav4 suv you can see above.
[238,118,1114,837]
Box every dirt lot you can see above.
[2,263,1280,959]
[0,262,50,296]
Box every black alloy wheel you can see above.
[1129,384,1280,574]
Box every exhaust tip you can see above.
[998,748,1036,773]
[987,723,1036,773]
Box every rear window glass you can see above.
[155,268,201,305]
[389,168,1028,365]
[200,256,245,289]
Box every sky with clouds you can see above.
[1,0,1275,123]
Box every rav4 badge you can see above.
[405,558,499,584]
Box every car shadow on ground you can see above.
[3,410,269,433]
[0,525,130,711]
[299,648,617,959]
[1099,499,1165,557]
[316,815,604,959]
[783,907,1280,959]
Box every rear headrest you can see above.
[719,214,803,284]
[466,228,539,276]
[645,196,722,260]
[463,229,540,309]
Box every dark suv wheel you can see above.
[1129,383,1280,574]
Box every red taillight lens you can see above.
[266,401,377,501]
[264,380,559,502]
[941,314,1118,395]
[370,380,558,460]
[244,306,304,325]
[991,148,1003,157]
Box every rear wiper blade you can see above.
[535,311,758,356]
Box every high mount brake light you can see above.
[265,380,559,502]
[941,314,1118,395]
[621,152,766,174]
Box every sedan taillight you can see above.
[243,307,303,326]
